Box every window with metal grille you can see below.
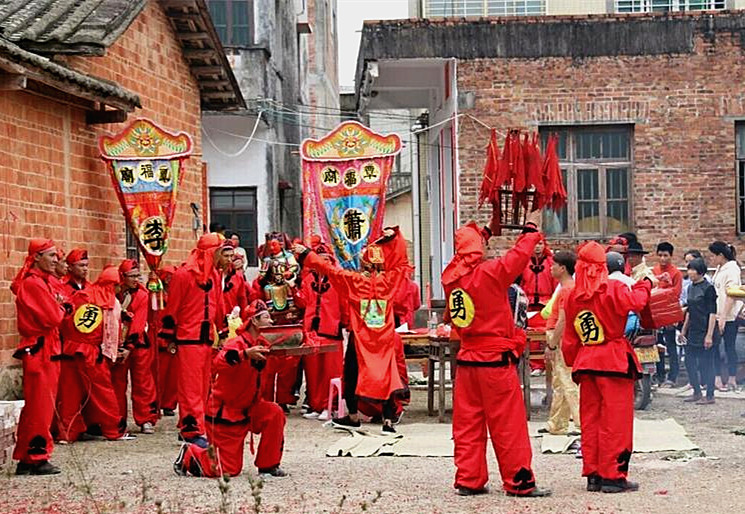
[125,225,140,262]
[210,187,259,265]
[424,0,546,17]
[736,124,745,234]
[540,126,633,238]
[615,0,725,12]
[206,0,253,47]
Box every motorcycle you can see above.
[631,332,662,410]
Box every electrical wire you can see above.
[201,111,264,158]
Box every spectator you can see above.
[681,250,706,307]
[228,232,249,272]
[681,258,717,404]
[653,242,683,387]
[709,241,741,392]
[209,222,226,236]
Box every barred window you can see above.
[206,0,253,47]
[424,0,546,17]
[615,0,725,13]
[540,126,633,238]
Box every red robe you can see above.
[155,291,178,412]
[112,286,158,427]
[294,270,345,413]
[521,253,557,369]
[180,332,285,477]
[13,268,66,464]
[393,277,421,327]
[444,231,541,495]
[223,269,249,316]
[161,267,225,439]
[301,231,410,401]
[57,289,126,441]
[562,278,651,482]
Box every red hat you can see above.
[66,248,88,265]
[119,259,139,275]
[442,223,485,287]
[574,241,609,300]
[87,266,120,309]
[309,234,323,248]
[244,300,269,320]
[184,233,222,285]
[11,239,55,294]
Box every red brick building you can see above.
[0,1,242,383]
[356,11,745,297]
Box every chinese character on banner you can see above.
[301,121,402,270]
[99,118,192,303]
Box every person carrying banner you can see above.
[11,239,67,475]
[293,227,411,435]
[161,234,230,447]
[57,266,130,443]
[441,211,551,498]
[111,259,159,434]
[174,300,287,478]
[562,241,653,493]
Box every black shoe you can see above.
[331,415,361,428]
[258,466,288,477]
[162,408,176,417]
[537,428,550,434]
[173,444,189,476]
[280,404,290,414]
[601,478,639,493]
[184,435,209,449]
[16,461,61,476]
[506,487,552,498]
[587,474,602,492]
[381,424,396,435]
[684,395,703,403]
[456,486,489,496]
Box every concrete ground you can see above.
[2,384,745,514]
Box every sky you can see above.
[337,0,409,89]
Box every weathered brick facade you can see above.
[0,2,203,367]
[451,16,745,258]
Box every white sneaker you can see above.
[141,422,155,434]
[317,409,330,421]
[302,411,320,419]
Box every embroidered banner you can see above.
[301,121,401,270]
[98,118,192,273]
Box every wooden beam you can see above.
[0,73,27,90]
[198,80,231,88]
[202,91,238,99]
[183,48,217,59]
[86,109,128,125]
[191,65,225,75]
[176,32,210,41]
[160,0,199,9]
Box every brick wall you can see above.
[0,2,203,366]
[457,31,745,262]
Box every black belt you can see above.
[12,337,44,360]
[205,414,251,426]
[51,354,74,361]
[457,352,518,368]
[176,339,212,346]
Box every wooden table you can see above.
[521,329,547,420]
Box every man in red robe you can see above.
[111,259,158,434]
[562,242,652,493]
[223,250,249,317]
[57,266,129,443]
[174,300,287,478]
[161,234,229,447]
[393,271,421,328]
[294,228,410,434]
[520,230,557,371]
[442,214,550,498]
[156,265,178,416]
[294,242,345,418]
[11,239,66,475]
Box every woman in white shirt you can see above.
[709,241,741,392]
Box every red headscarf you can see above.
[158,265,177,281]
[66,248,88,265]
[184,233,222,285]
[56,248,65,261]
[11,239,55,294]
[442,223,485,287]
[87,266,120,309]
[309,234,323,250]
[574,241,608,300]
[119,258,139,276]
[238,300,270,334]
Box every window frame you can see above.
[424,0,546,17]
[614,0,725,13]
[735,123,745,235]
[206,0,254,48]
[540,125,634,239]
[209,186,259,266]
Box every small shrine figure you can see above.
[259,233,299,324]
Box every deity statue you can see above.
[258,233,299,324]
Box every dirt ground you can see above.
[2,385,745,514]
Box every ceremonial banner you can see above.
[98,118,192,273]
[301,121,401,270]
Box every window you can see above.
[210,187,259,265]
[615,0,725,13]
[424,0,546,17]
[736,124,745,234]
[125,225,140,262]
[207,0,253,47]
[540,126,633,238]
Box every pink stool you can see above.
[327,377,346,418]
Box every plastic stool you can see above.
[327,377,346,418]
